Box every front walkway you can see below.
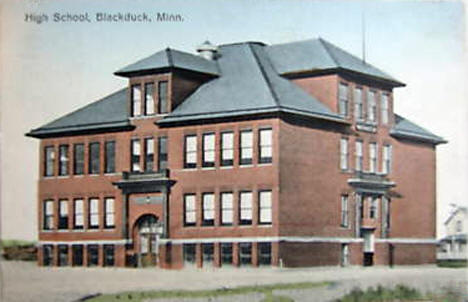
[0,261,466,302]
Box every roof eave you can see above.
[26,121,135,139]
[114,66,219,78]
[390,129,448,145]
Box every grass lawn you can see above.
[86,281,329,302]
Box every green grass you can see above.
[86,281,329,302]
[335,284,424,302]
[437,260,467,268]
[1,239,36,248]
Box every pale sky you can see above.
[1,0,467,240]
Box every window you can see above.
[103,245,115,266]
[456,220,463,233]
[131,84,141,117]
[202,193,215,226]
[258,243,271,265]
[341,244,350,266]
[183,244,196,266]
[73,199,84,229]
[144,138,154,172]
[104,141,115,174]
[202,243,214,267]
[58,199,68,229]
[158,136,168,171]
[43,245,53,266]
[184,135,197,169]
[259,128,273,164]
[72,245,83,266]
[220,132,234,166]
[158,81,168,114]
[382,145,392,174]
[184,194,196,226]
[58,145,69,176]
[89,142,100,174]
[340,138,348,170]
[104,198,115,228]
[381,93,389,124]
[259,191,272,225]
[131,139,141,172]
[87,245,99,266]
[144,82,154,115]
[355,141,363,172]
[73,144,84,175]
[341,195,349,228]
[381,196,390,238]
[88,198,99,229]
[338,83,349,116]
[202,133,215,167]
[239,191,252,225]
[239,242,252,266]
[43,200,54,230]
[58,245,68,266]
[367,90,377,122]
[369,143,377,173]
[354,87,363,120]
[220,192,233,225]
[221,243,233,265]
[369,196,378,219]
[239,130,253,165]
[44,146,55,177]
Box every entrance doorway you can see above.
[136,215,161,267]
[362,229,375,266]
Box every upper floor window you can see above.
[259,190,272,225]
[340,138,348,171]
[184,194,196,226]
[158,81,168,114]
[369,196,378,219]
[202,133,215,167]
[43,200,54,230]
[369,143,377,173]
[73,144,84,175]
[104,197,115,228]
[239,191,252,225]
[355,141,363,172]
[44,146,55,177]
[202,193,215,226]
[131,139,141,172]
[158,136,168,171]
[354,87,363,120]
[73,199,84,229]
[221,132,234,167]
[58,199,68,229]
[58,145,69,176]
[131,84,141,117]
[144,138,154,172]
[220,192,233,225]
[456,220,463,233]
[338,83,349,116]
[184,135,197,169]
[381,93,389,125]
[105,141,115,174]
[341,195,349,228]
[88,198,99,229]
[240,130,253,165]
[144,82,154,115]
[367,90,377,123]
[259,128,272,164]
[382,145,392,174]
[88,142,100,175]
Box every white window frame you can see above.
[259,128,273,164]
[367,90,377,123]
[74,199,84,229]
[240,130,253,165]
[341,195,349,228]
[369,142,377,173]
[184,135,197,169]
[221,192,233,225]
[340,138,348,170]
[184,194,196,226]
[144,82,155,115]
[43,200,54,230]
[58,199,68,229]
[239,191,253,225]
[338,83,349,116]
[202,133,215,167]
[89,198,99,229]
[382,144,392,174]
[131,84,141,117]
[355,141,363,172]
[259,190,272,225]
[354,87,363,120]
[220,132,234,166]
[104,197,115,228]
[202,193,215,226]
[381,93,389,125]
[131,139,141,172]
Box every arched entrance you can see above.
[134,214,163,267]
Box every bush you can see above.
[1,240,37,261]
[336,284,423,302]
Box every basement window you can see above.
[202,243,214,267]
[72,245,83,266]
[239,242,252,266]
[183,244,196,266]
[103,245,115,266]
[258,242,271,265]
[221,243,233,266]
[58,245,68,266]
[87,245,99,266]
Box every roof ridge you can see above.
[247,43,280,107]
[318,37,339,67]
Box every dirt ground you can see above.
[0,261,466,302]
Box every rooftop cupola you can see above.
[197,41,218,60]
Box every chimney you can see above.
[197,41,218,60]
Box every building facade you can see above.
[27,38,446,269]
[438,206,467,261]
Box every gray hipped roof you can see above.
[26,88,133,138]
[265,38,404,86]
[114,48,219,77]
[390,114,447,144]
[158,42,345,125]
